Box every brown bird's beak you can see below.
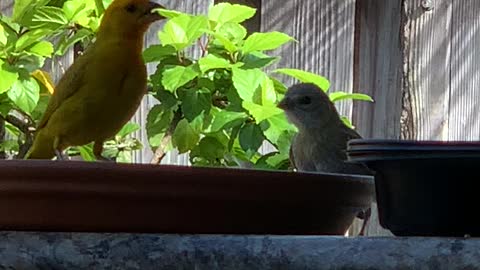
[277,98,290,110]
[143,1,165,23]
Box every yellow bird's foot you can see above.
[54,149,67,161]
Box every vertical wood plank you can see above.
[262,0,356,119]
[353,0,404,236]
[133,0,212,164]
[401,0,452,140]
[353,0,403,140]
[0,1,13,16]
[449,1,480,140]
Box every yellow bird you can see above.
[26,0,165,160]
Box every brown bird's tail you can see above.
[25,129,55,160]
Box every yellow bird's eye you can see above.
[125,3,137,13]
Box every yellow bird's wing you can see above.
[37,51,91,129]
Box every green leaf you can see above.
[116,150,133,163]
[31,94,49,121]
[0,102,13,117]
[242,101,283,123]
[5,122,21,137]
[55,28,92,56]
[341,116,354,129]
[262,113,297,144]
[259,77,277,105]
[211,32,237,54]
[159,14,208,51]
[239,123,264,152]
[242,32,294,54]
[0,139,20,153]
[28,41,54,57]
[154,89,179,110]
[209,3,256,24]
[146,104,174,149]
[0,25,7,46]
[142,44,177,63]
[15,54,45,73]
[162,65,199,92]
[172,118,200,154]
[216,22,247,43]
[197,136,226,160]
[7,76,40,113]
[0,93,14,116]
[0,60,19,94]
[15,29,51,52]
[180,88,211,122]
[12,0,49,22]
[241,51,279,69]
[62,0,93,22]
[199,54,234,73]
[78,144,96,161]
[116,122,140,138]
[232,67,265,102]
[63,1,85,20]
[271,76,288,94]
[155,8,185,19]
[329,91,374,103]
[209,109,247,132]
[274,68,331,91]
[265,152,290,169]
[21,6,68,30]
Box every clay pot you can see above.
[0,160,374,235]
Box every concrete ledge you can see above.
[0,232,479,269]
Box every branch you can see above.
[150,110,182,165]
[0,114,36,159]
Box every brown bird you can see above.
[277,82,373,235]
[26,0,165,160]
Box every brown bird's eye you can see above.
[298,96,311,105]
[125,3,137,13]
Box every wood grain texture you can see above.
[0,1,13,16]
[402,0,452,140]
[449,1,480,140]
[262,0,356,119]
[353,0,403,140]
[352,0,404,236]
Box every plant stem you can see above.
[0,118,5,159]
[150,110,182,164]
[197,39,206,57]
[94,0,105,15]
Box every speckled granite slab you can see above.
[0,232,479,270]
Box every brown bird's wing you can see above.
[37,52,90,129]
[289,137,297,170]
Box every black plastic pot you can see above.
[347,139,480,237]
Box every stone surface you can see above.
[0,232,479,269]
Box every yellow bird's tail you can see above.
[25,129,55,160]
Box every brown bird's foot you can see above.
[357,207,372,236]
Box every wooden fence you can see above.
[3,0,480,235]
